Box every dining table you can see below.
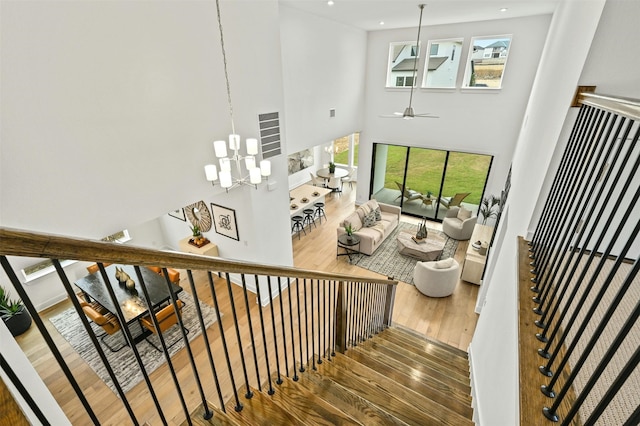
[74,264,183,326]
[316,167,349,179]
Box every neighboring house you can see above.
[389,43,419,87]
[482,40,510,59]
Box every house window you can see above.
[333,133,359,168]
[386,41,421,87]
[462,35,512,89]
[430,43,439,55]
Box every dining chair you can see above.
[309,172,326,187]
[80,302,126,352]
[146,266,181,285]
[341,168,357,190]
[86,263,112,274]
[327,176,342,194]
[139,299,188,352]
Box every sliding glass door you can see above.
[371,143,492,221]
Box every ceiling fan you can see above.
[381,4,439,120]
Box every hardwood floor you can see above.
[292,185,479,350]
[14,183,479,424]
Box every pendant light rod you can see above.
[407,4,425,111]
[215,0,235,135]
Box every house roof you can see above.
[428,56,448,71]
[392,58,418,72]
[484,40,510,49]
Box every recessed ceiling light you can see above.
[379,21,385,26]
[500,8,508,12]
[327,0,334,6]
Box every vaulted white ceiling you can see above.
[279,0,559,31]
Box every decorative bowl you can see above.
[290,204,298,209]
[301,198,309,203]
[312,192,319,196]
[472,241,482,250]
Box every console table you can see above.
[179,237,219,257]
[460,224,493,285]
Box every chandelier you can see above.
[204,0,271,191]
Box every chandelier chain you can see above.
[215,0,235,135]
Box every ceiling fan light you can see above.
[403,107,415,119]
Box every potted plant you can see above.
[0,284,32,337]
[190,224,201,237]
[344,224,353,241]
[479,195,501,225]
[329,162,336,174]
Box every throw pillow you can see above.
[434,258,454,269]
[374,207,382,221]
[363,211,377,227]
[457,207,472,221]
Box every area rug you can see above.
[352,221,458,284]
[49,291,217,395]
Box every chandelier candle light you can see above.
[204,0,271,191]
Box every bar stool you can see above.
[291,215,306,239]
[314,202,327,224]
[302,208,316,231]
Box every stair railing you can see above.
[519,93,640,425]
[0,227,398,424]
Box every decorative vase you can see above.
[346,235,353,242]
[125,278,136,291]
[329,163,336,174]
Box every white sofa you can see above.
[337,200,400,255]
[413,258,460,297]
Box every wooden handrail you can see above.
[579,93,640,120]
[0,227,398,286]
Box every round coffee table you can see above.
[396,231,446,261]
[337,234,360,263]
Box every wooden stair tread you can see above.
[382,326,469,360]
[322,353,473,425]
[359,337,470,387]
[264,374,360,425]
[346,346,472,416]
[378,328,470,371]
[185,403,241,426]
[297,368,410,426]
[225,387,302,426]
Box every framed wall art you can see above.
[185,200,212,232]
[168,208,186,222]
[211,203,239,241]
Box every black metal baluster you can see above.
[330,280,336,357]
[543,256,640,421]
[538,127,639,359]
[239,274,261,392]
[295,278,305,373]
[133,266,191,425]
[310,279,316,370]
[303,279,311,370]
[266,276,283,385]
[224,273,253,399]
[276,277,290,378]
[286,276,299,381]
[185,270,225,414]
[567,300,640,425]
[254,275,275,395]
[207,272,242,411]
[317,279,323,364]
[321,279,326,362]
[533,109,608,311]
[0,354,49,425]
[622,403,640,426]
[529,105,590,256]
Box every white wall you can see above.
[356,14,552,206]
[469,1,607,424]
[279,6,367,153]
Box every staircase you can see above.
[186,326,473,425]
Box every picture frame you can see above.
[211,203,239,241]
[168,208,187,222]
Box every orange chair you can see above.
[146,266,181,284]
[80,302,125,352]
[86,263,111,274]
[139,300,188,351]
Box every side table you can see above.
[337,234,360,263]
[178,237,219,257]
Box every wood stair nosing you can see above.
[321,354,473,426]
[343,347,473,417]
[296,368,411,426]
[381,327,469,360]
[263,373,362,425]
[358,338,471,387]
[377,329,470,371]
[185,403,242,426]
[224,387,303,426]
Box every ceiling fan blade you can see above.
[414,113,439,118]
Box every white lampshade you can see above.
[219,157,231,172]
[260,160,271,177]
[213,140,227,158]
[245,156,256,170]
[219,170,233,188]
[204,164,218,181]
[229,134,240,150]
[249,167,261,184]
[246,138,258,155]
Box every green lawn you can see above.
[382,146,491,205]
